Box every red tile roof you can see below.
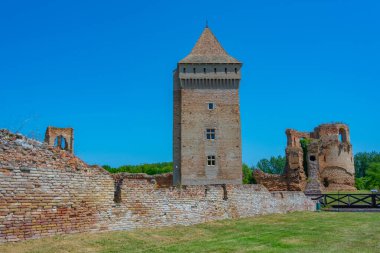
[179,27,240,64]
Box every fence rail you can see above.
[311,194,380,208]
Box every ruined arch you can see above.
[45,127,74,153]
[339,128,347,143]
[54,135,68,150]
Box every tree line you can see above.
[102,152,380,189]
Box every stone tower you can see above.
[173,27,242,185]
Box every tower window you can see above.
[193,68,196,74]
[234,68,237,74]
[339,128,347,143]
[204,68,206,73]
[208,103,215,110]
[207,155,216,166]
[183,68,186,73]
[225,68,227,74]
[206,129,216,140]
[214,68,217,74]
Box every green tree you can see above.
[256,155,286,174]
[354,152,380,178]
[242,163,255,184]
[366,162,380,190]
[354,161,380,190]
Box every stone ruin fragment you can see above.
[254,123,356,194]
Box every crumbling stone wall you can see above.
[0,129,314,243]
[254,145,307,191]
[254,123,356,193]
[109,176,314,231]
[45,127,74,153]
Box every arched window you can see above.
[235,68,237,74]
[214,68,217,74]
[193,68,196,74]
[225,68,227,74]
[183,67,186,73]
[204,68,206,74]
[339,128,347,143]
[54,135,68,150]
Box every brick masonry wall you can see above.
[178,88,242,185]
[107,176,315,231]
[0,130,315,243]
[0,166,114,243]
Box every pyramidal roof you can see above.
[179,27,240,64]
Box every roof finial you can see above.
[205,19,208,28]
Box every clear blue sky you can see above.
[1,0,379,167]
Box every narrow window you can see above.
[225,68,227,74]
[203,68,206,74]
[214,68,217,74]
[54,135,67,150]
[206,129,216,140]
[193,68,196,74]
[183,67,186,73]
[207,155,216,166]
[339,128,347,143]
[234,68,237,74]
[208,102,215,110]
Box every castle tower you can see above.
[173,27,242,185]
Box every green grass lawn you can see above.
[1,212,379,253]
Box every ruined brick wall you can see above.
[44,127,74,154]
[108,175,314,230]
[1,130,84,170]
[254,146,307,191]
[0,166,114,242]
[0,130,114,242]
[312,124,355,192]
[254,123,355,193]
[253,170,288,191]
[0,130,315,243]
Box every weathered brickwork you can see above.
[45,127,74,154]
[254,146,307,191]
[0,130,314,243]
[0,167,114,242]
[254,123,356,193]
[109,177,314,230]
[0,130,85,170]
[173,27,242,185]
